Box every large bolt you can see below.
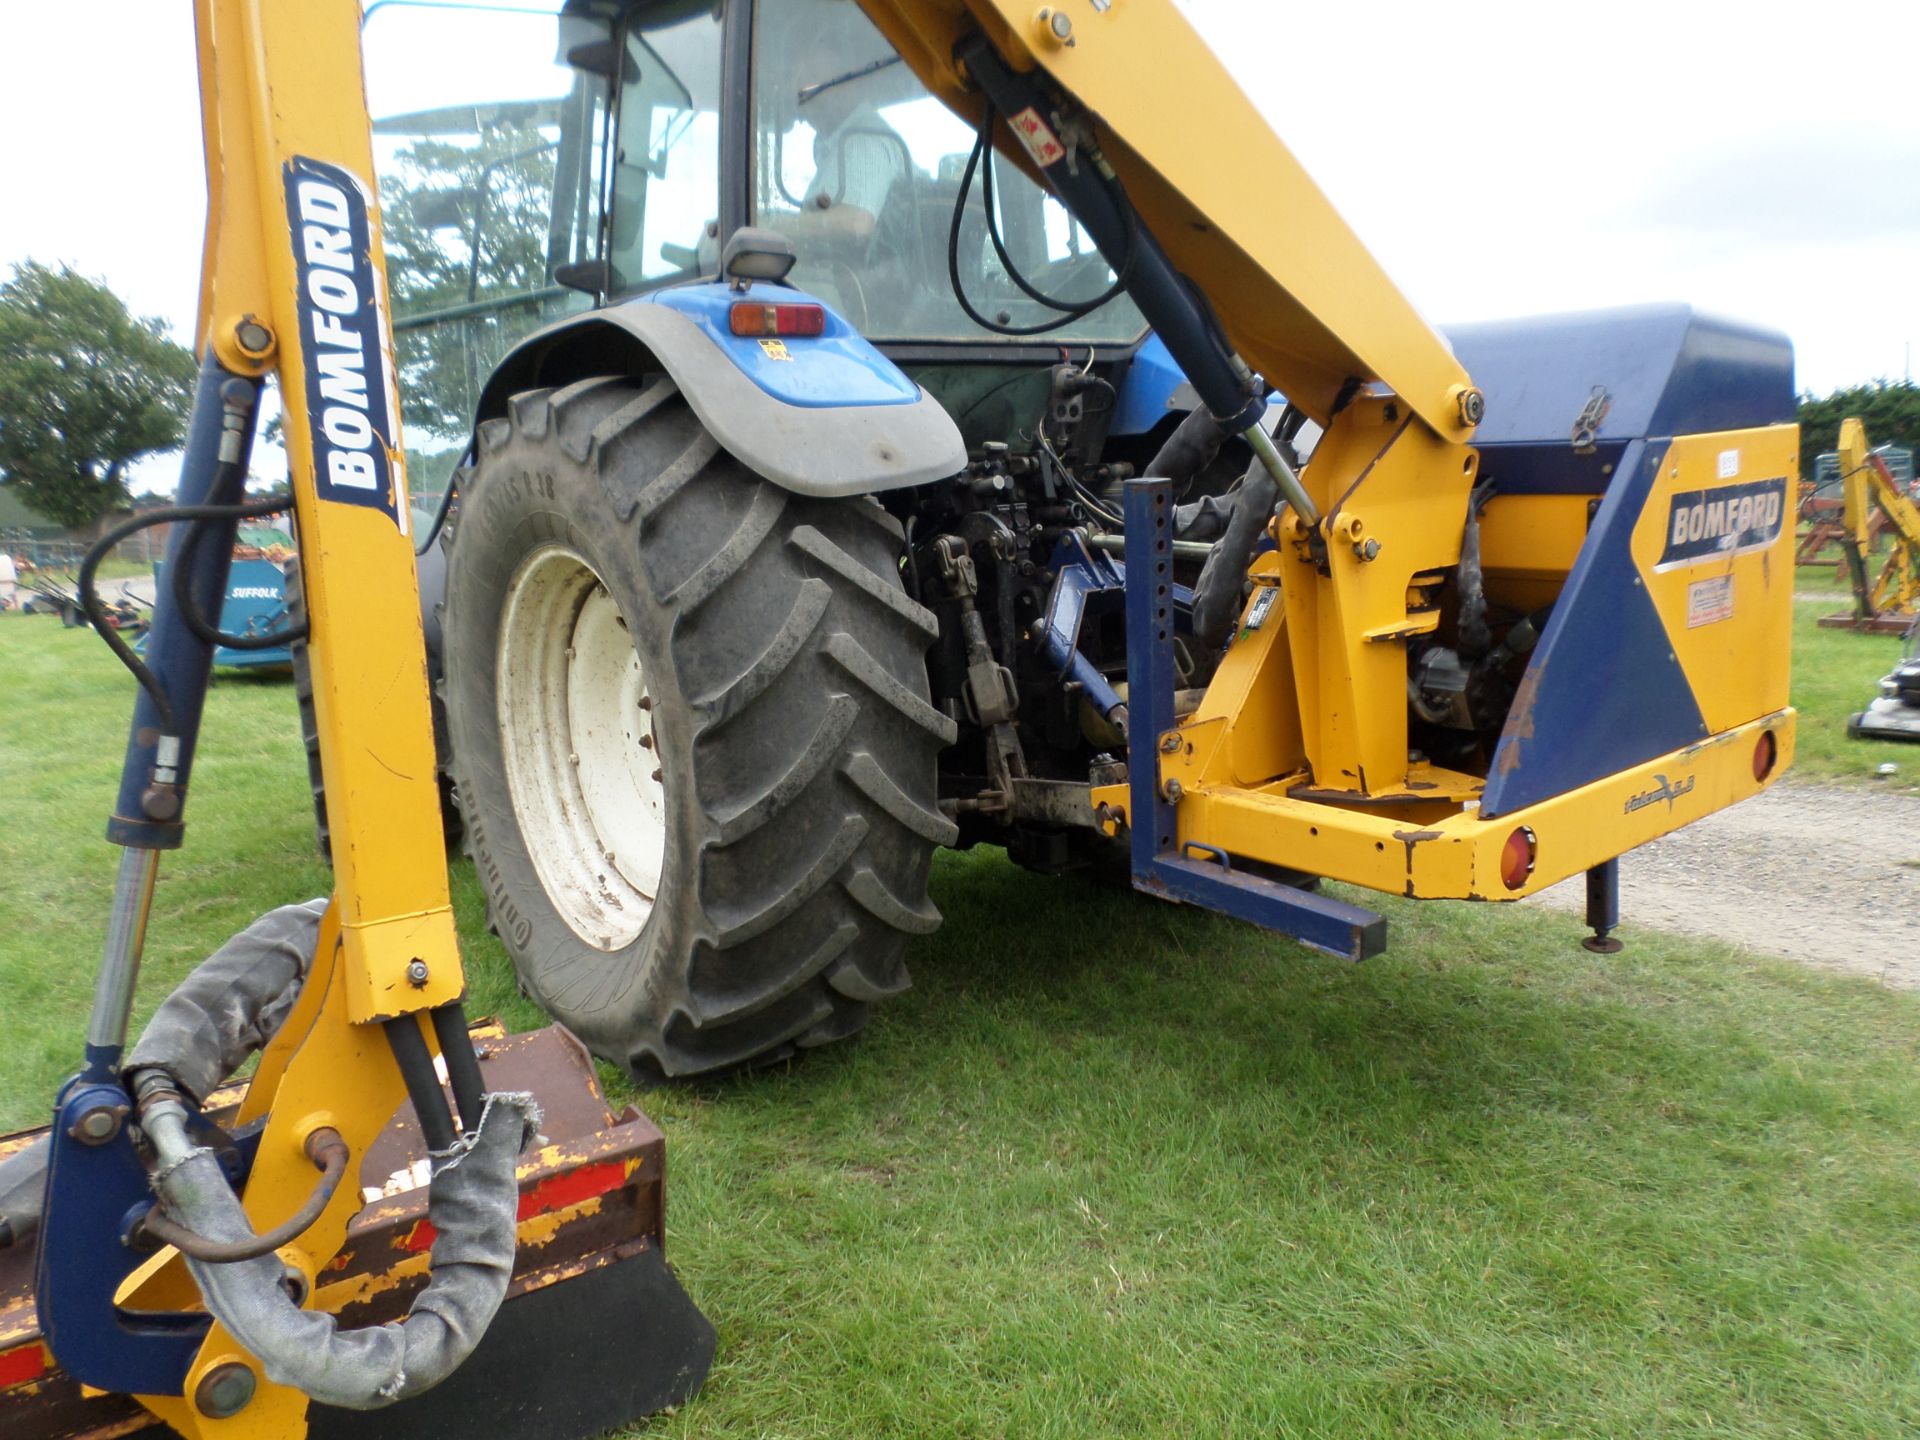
[405,958,430,988]
[1456,386,1486,427]
[1159,732,1183,755]
[1036,7,1074,44]
[140,783,181,821]
[71,1104,127,1146]
[194,1362,257,1420]
[233,318,274,359]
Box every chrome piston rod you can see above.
[83,846,161,1061]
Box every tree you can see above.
[1796,380,1920,480]
[379,110,575,441]
[0,262,196,530]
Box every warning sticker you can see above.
[1687,573,1735,629]
[1008,106,1067,167]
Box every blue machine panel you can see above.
[645,283,918,410]
[147,557,293,668]
[1479,439,1710,817]
[1443,304,1795,495]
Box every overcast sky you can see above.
[2,0,1916,492]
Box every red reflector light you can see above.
[729,302,826,338]
[1500,826,1537,892]
[1752,730,1777,782]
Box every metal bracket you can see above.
[1123,479,1386,961]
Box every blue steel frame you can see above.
[1123,478,1386,961]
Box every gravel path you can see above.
[1530,778,1920,986]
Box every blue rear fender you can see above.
[476,280,965,498]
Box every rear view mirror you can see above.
[566,38,640,84]
[408,189,472,231]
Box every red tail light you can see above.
[1500,826,1537,891]
[729,302,826,338]
[1752,730,1777,782]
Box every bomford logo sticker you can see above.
[283,155,406,532]
[1655,477,1785,571]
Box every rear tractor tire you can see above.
[442,376,957,1079]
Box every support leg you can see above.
[1581,857,1623,954]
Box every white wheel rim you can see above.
[496,545,666,950]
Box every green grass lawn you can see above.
[4,610,1920,1437]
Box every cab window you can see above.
[605,8,725,291]
[751,0,1145,344]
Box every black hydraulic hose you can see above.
[430,1003,490,1137]
[976,104,1136,316]
[78,509,186,731]
[387,1015,460,1154]
[414,457,465,557]
[171,493,313,651]
[947,103,1138,337]
[78,491,298,726]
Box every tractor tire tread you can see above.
[445,378,948,1078]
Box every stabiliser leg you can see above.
[1582,859,1624,954]
[1123,479,1386,960]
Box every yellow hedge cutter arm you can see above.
[1824,416,1920,633]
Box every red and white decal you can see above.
[1686,573,1735,629]
[1008,106,1067,166]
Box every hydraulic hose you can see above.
[112,901,539,1408]
[1191,449,1279,653]
[136,1125,349,1264]
[145,1089,537,1409]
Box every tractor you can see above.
[363,0,1799,1078]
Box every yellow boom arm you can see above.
[857,0,1477,440]
[129,4,465,1433]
